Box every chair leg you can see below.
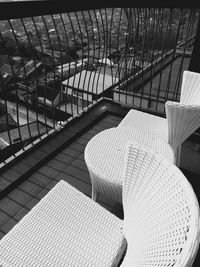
[175,145,182,167]
[92,186,98,202]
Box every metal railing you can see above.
[0,4,199,163]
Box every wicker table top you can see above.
[85,127,175,185]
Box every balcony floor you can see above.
[0,100,199,266]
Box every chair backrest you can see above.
[121,141,200,267]
[165,101,200,151]
[165,70,200,151]
[180,70,200,104]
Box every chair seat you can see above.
[0,180,126,267]
[118,109,168,141]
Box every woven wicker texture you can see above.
[0,180,125,267]
[166,101,200,150]
[180,70,200,104]
[121,141,200,267]
[118,108,168,141]
[84,127,175,203]
[117,70,200,167]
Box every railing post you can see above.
[189,15,200,73]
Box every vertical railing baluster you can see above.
[163,9,182,104]
[31,16,49,133]
[8,19,25,149]
[67,12,79,116]
[41,15,55,127]
[20,17,40,142]
[173,9,196,102]
[51,14,63,123]
[136,8,150,109]
[59,13,72,117]
[93,8,104,99]
[147,8,165,112]
[116,8,126,103]
[124,8,133,105]
[74,11,87,111]
[84,9,95,107]
[0,30,16,152]
[0,76,11,163]
[103,8,110,95]
[154,8,171,112]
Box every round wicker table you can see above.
[84,127,175,203]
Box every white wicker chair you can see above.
[118,70,200,166]
[0,142,199,266]
[121,141,200,267]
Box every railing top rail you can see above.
[0,2,105,20]
[0,3,199,20]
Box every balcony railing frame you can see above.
[0,4,199,166]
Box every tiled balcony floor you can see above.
[0,102,199,265]
[0,112,124,240]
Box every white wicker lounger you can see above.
[0,180,126,267]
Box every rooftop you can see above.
[62,69,119,95]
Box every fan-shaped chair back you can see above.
[121,141,200,267]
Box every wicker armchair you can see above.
[121,141,200,267]
[0,142,199,266]
[118,70,200,166]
